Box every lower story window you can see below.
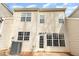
[59,34,65,47]
[18,32,23,40]
[53,33,65,47]
[47,40,52,46]
[47,34,52,46]
[24,32,30,40]
[18,32,30,41]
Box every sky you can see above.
[6,3,79,16]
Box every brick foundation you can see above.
[0,49,71,56]
[18,51,70,56]
[18,52,33,56]
[0,49,10,56]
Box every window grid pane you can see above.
[25,32,30,36]
[59,34,64,39]
[47,34,52,39]
[24,37,29,40]
[53,33,58,39]
[53,40,59,46]
[47,40,52,46]
[26,17,31,21]
[39,45,44,48]
[59,40,65,46]
[18,32,23,40]
[24,32,30,40]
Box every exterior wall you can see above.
[66,18,79,55]
[12,11,70,53]
[12,12,37,52]
[35,12,69,52]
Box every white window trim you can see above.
[21,12,31,22]
[18,32,30,41]
[39,14,45,23]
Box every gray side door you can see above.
[10,41,22,55]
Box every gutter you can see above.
[66,18,79,20]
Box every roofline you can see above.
[1,3,13,15]
[14,8,66,12]
[68,6,79,17]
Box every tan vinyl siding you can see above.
[66,18,79,55]
[12,10,69,52]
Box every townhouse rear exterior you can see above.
[10,8,69,55]
[0,3,79,56]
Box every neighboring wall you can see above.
[0,3,12,17]
[66,18,79,56]
[0,17,13,49]
[66,7,79,56]
[0,3,13,50]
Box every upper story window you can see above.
[59,15,65,23]
[59,19,64,23]
[18,32,30,41]
[21,13,31,22]
[40,15,45,23]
